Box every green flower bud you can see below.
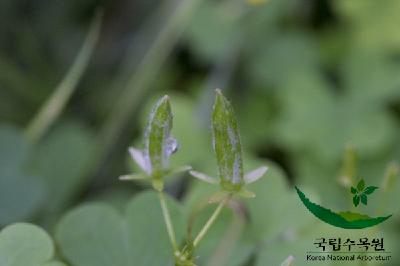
[212,89,244,192]
[144,95,177,190]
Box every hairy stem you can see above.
[158,191,179,252]
[193,196,230,248]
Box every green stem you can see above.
[25,11,101,144]
[95,0,199,162]
[193,196,230,248]
[158,191,179,252]
[206,207,245,266]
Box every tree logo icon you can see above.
[350,179,378,207]
[295,177,392,229]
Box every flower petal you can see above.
[244,166,268,184]
[128,147,149,174]
[189,170,218,184]
[119,173,147,181]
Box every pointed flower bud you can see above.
[144,95,177,190]
[145,96,174,168]
[120,95,184,191]
[212,89,244,192]
[188,89,267,197]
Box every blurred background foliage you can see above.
[0,0,399,265]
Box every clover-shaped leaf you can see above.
[0,223,66,266]
[56,191,184,266]
[29,122,95,221]
[0,125,44,226]
[189,89,268,198]
[119,96,189,191]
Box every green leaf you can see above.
[350,186,357,194]
[212,89,244,191]
[274,72,397,162]
[56,191,184,266]
[335,0,400,52]
[357,179,365,191]
[0,125,44,225]
[184,0,238,61]
[273,73,338,160]
[29,122,94,224]
[341,50,400,105]
[0,223,66,266]
[295,153,350,210]
[249,33,320,87]
[145,95,176,190]
[353,195,360,207]
[245,159,312,241]
[361,193,368,205]
[236,92,275,150]
[364,186,378,195]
